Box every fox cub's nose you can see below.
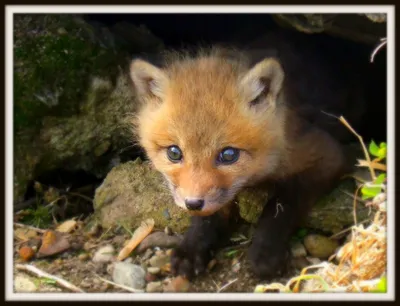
[185,198,205,211]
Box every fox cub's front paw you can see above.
[170,242,212,280]
[248,240,290,280]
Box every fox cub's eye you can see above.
[167,145,183,162]
[218,147,240,165]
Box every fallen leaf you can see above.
[19,246,35,261]
[117,218,155,261]
[37,230,70,258]
[56,219,77,233]
[14,228,38,241]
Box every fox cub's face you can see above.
[130,51,286,216]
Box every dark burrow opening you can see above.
[20,13,387,224]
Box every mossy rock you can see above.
[13,14,164,203]
[93,159,191,233]
[236,178,372,234]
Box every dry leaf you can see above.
[56,219,77,233]
[14,228,38,241]
[37,230,70,258]
[19,246,35,261]
[117,218,155,261]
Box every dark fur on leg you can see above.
[171,207,237,280]
[249,135,347,280]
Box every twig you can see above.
[339,189,366,204]
[321,112,376,181]
[95,274,144,293]
[14,223,47,234]
[329,219,370,239]
[217,278,238,293]
[15,264,85,293]
[370,38,387,63]
[339,116,376,181]
[357,159,387,172]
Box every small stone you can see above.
[306,257,322,265]
[78,253,90,261]
[83,241,95,251]
[14,275,37,292]
[149,254,170,268]
[291,256,310,270]
[112,262,146,290]
[147,267,160,274]
[146,281,163,293]
[93,245,115,263]
[145,273,157,282]
[163,276,190,292]
[142,248,154,261]
[165,249,173,256]
[207,259,217,271]
[291,241,307,258]
[107,263,115,275]
[164,227,173,236]
[304,234,339,259]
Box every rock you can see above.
[14,275,37,292]
[306,257,322,265]
[19,246,35,261]
[291,256,310,270]
[142,248,154,261]
[149,254,171,268]
[146,281,163,293]
[147,267,160,275]
[290,242,307,258]
[303,234,339,259]
[112,262,146,290]
[235,176,372,234]
[93,159,191,233]
[163,276,191,293]
[13,14,164,204]
[92,245,115,263]
[136,232,183,253]
[145,273,157,283]
[272,14,386,44]
[78,253,90,261]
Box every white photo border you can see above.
[5,4,395,301]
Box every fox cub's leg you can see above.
[171,209,236,280]
[248,128,347,280]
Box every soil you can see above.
[13,220,297,294]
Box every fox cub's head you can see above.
[130,49,287,216]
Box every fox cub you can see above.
[129,36,366,280]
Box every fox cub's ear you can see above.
[240,58,284,110]
[130,59,169,100]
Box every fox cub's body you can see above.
[129,34,366,279]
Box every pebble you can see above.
[124,257,133,264]
[303,234,339,259]
[290,241,307,258]
[163,276,190,292]
[306,257,322,265]
[78,253,90,261]
[142,248,154,261]
[149,254,170,268]
[291,256,310,270]
[14,275,37,293]
[146,281,163,293]
[147,267,161,274]
[145,273,157,283]
[92,245,115,263]
[112,262,146,290]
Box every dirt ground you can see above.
[13,221,297,294]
